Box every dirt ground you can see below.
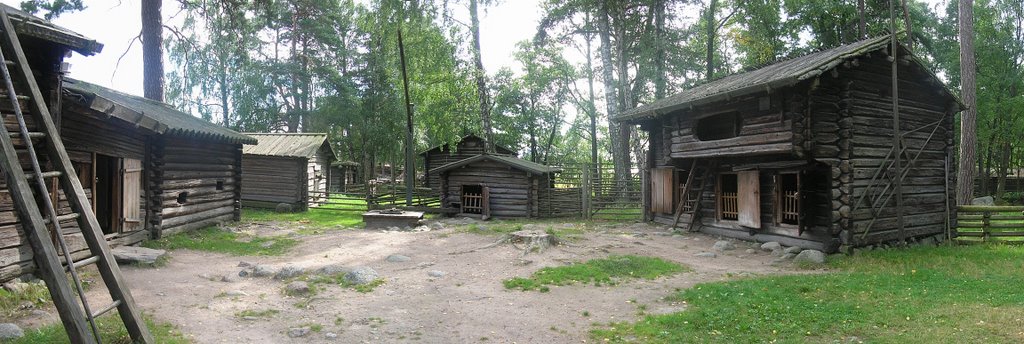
[37,219,809,343]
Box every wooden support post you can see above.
[982,210,991,242]
[581,166,591,219]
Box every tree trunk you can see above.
[901,0,913,49]
[956,0,976,205]
[583,18,600,185]
[705,0,716,81]
[141,0,164,101]
[597,1,624,198]
[654,0,667,100]
[858,0,866,39]
[469,0,495,153]
[613,3,632,195]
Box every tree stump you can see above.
[458,229,565,256]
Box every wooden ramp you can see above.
[0,7,152,343]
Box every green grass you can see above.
[504,255,688,291]
[591,244,1024,343]
[235,309,279,319]
[143,226,296,256]
[304,273,385,293]
[11,314,189,344]
[0,282,50,318]
[242,208,364,230]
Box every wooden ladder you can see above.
[0,8,152,344]
[671,159,716,232]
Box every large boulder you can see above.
[273,266,305,280]
[971,196,995,206]
[275,203,295,213]
[0,323,23,340]
[343,266,379,285]
[385,254,411,263]
[760,242,782,252]
[712,240,736,251]
[794,250,827,265]
[111,246,167,265]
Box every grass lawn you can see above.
[504,255,688,292]
[10,315,189,344]
[241,194,367,230]
[143,227,297,256]
[591,244,1024,343]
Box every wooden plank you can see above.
[737,171,761,228]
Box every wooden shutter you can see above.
[737,170,761,228]
[651,168,674,214]
[121,158,143,232]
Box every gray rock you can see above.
[428,221,445,230]
[783,246,803,255]
[919,236,938,247]
[760,242,782,252]
[385,254,411,263]
[386,226,402,232]
[770,249,785,257]
[694,252,717,258]
[287,327,311,338]
[0,323,23,340]
[343,266,379,285]
[316,264,349,276]
[2,282,31,294]
[412,225,431,232]
[285,281,310,295]
[324,332,339,339]
[427,270,446,278]
[274,266,305,280]
[238,261,253,268]
[712,240,736,251]
[971,196,995,206]
[111,246,167,265]
[744,249,756,254]
[794,250,827,265]
[275,203,295,213]
[252,265,277,277]
[780,253,796,260]
[221,274,239,283]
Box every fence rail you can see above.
[956,205,1024,242]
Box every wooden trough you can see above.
[362,209,424,229]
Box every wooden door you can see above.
[121,158,143,232]
[737,170,761,228]
[651,167,674,214]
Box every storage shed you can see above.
[241,133,336,209]
[330,160,360,192]
[420,134,515,191]
[432,154,559,218]
[615,35,961,252]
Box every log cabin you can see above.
[420,134,515,191]
[432,154,559,218]
[0,6,254,282]
[330,160,360,193]
[241,133,336,210]
[615,35,962,252]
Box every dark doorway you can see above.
[94,154,120,234]
[461,185,484,214]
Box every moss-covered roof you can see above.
[615,35,962,122]
[429,154,560,175]
[2,4,103,55]
[63,78,255,144]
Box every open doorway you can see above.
[94,154,121,235]
[461,185,484,214]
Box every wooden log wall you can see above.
[307,152,329,206]
[843,53,954,245]
[160,137,241,236]
[806,74,850,250]
[665,94,795,159]
[441,161,533,218]
[241,155,305,207]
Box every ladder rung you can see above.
[26,171,61,180]
[2,60,12,65]
[69,255,100,271]
[90,300,121,320]
[0,94,28,100]
[8,131,44,138]
[44,213,80,224]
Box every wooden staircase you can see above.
[671,159,716,232]
[0,8,152,343]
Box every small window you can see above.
[176,192,188,204]
[216,180,225,191]
[717,174,739,221]
[694,112,742,141]
[775,173,800,225]
[461,185,484,214]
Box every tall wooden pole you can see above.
[957,0,977,205]
[890,0,905,241]
[398,28,414,206]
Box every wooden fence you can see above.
[551,164,643,220]
[956,205,1024,242]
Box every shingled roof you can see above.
[63,78,256,144]
[2,4,103,55]
[429,154,560,175]
[615,35,961,122]
[242,133,335,159]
